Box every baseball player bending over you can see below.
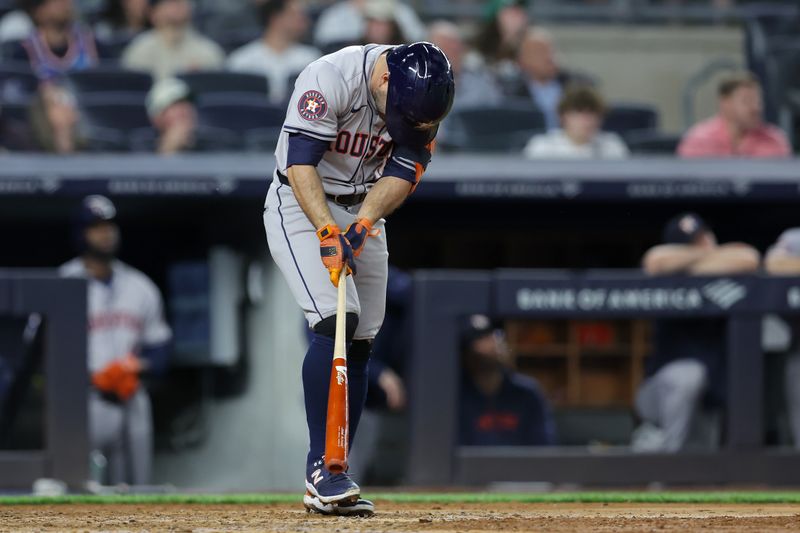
[263,42,454,515]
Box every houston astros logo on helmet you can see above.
[298,90,328,121]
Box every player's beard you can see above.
[84,244,117,263]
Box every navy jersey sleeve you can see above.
[287,133,330,167]
[381,143,433,186]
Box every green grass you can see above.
[1,492,800,505]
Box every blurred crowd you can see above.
[0,0,795,157]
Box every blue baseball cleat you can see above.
[304,491,375,517]
[305,457,361,504]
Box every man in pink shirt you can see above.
[678,72,792,158]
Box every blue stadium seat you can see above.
[625,131,681,155]
[602,104,659,138]
[67,68,153,100]
[197,100,283,132]
[446,103,546,153]
[79,96,153,151]
[197,99,284,151]
[179,71,269,97]
[208,30,261,54]
[95,36,135,62]
[80,99,151,130]
[0,65,38,105]
[0,40,22,62]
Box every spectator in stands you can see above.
[226,0,320,105]
[11,0,98,81]
[313,0,425,52]
[764,228,800,449]
[474,0,528,68]
[121,0,225,80]
[504,28,591,131]
[361,0,405,45]
[460,314,555,446]
[677,72,791,158]
[428,20,502,145]
[633,213,760,452]
[94,0,151,43]
[524,85,629,159]
[145,76,198,155]
[60,195,171,486]
[29,82,82,152]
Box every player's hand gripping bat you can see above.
[324,270,349,473]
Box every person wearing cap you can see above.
[313,0,425,51]
[633,213,760,452]
[226,0,320,105]
[459,315,555,446]
[60,195,172,486]
[764,229,800,449]
[263,41,453,516]
[121,0,225,80]
[145,76,198,154]
[677,72,791,158]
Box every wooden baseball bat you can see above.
[324,271,349,473]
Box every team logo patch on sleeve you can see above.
[298,90,328,121]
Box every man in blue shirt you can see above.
[633,213,760,452]
[459,314,556,446]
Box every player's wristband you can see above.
[316,224,340,242]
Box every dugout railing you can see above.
[0,272,88,490]
[408,270,800,486]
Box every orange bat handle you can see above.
[325,272,349,473]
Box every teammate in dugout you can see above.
[263,42,454,515]
[61,195,172,486]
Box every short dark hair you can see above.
[19,0,46,17]
[557,85,606,116]
[259,0,290,28]
[718,72,760,98]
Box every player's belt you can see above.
[277,171,367,207]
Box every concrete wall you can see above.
[547,25,744,132]
[153,258,308,491]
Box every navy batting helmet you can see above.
[73,195,117,253]
[385,42,455,147]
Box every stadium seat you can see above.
[602,104,659,138]
[0,40,22,62]
[446,103,546,153]
[95,37,135,62]
[67,68,153,100]
[0,65,38,105]
[78,96,153,151]
[208,29,261,54]
[179,71,269,97]
[197,100,283,132]
[197,100,284,151]
[80,100,151,130]
[625,131,681,155]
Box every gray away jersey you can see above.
[276,44,417,196]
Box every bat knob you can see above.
[324,458,347,474]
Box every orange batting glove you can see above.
[317,224,355,287]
